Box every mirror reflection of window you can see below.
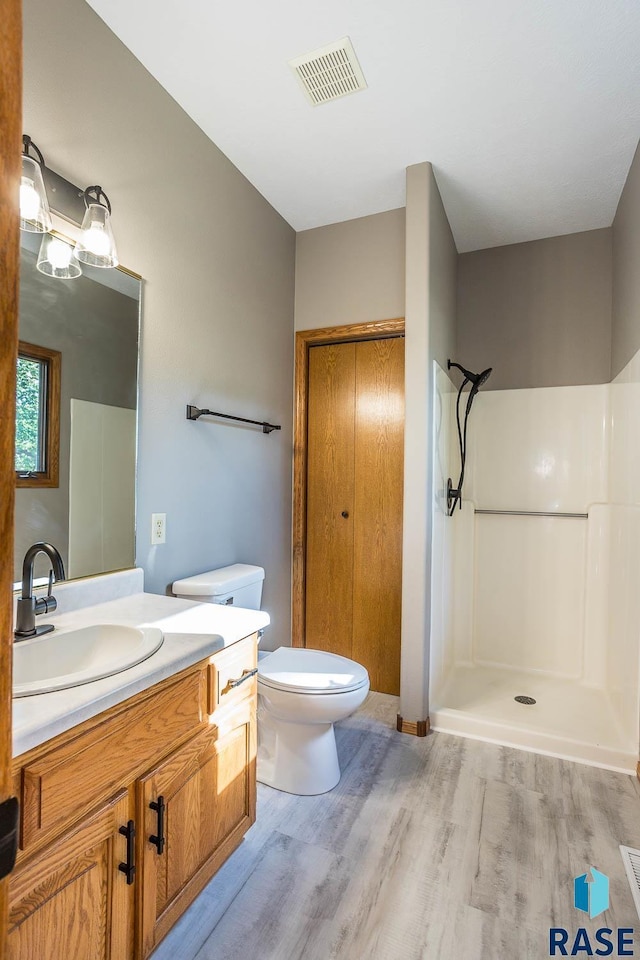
[14,233,141,585]
[16,356,45,472]
[15,341,60,488]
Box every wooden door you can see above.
[7,792,133,960]
[137,698,256,958]
[305,342,356,657]
[305,337,404,695]
[0,0,22,952]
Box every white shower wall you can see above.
[430,356,640,770]
[464,385,610,512]
[430,365,458,698]
[465,383,609,683]
[473,514,588,677]
[608,349,640,748]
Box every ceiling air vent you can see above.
[289,37,367,107]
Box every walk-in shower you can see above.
[429,359,640,775]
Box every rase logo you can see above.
[549,868,635,956]
[574,869,610,920]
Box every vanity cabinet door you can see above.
[137,698,256,958]
[7,791,133,960]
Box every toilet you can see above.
[172,564,370,796]
[257,646,369,795]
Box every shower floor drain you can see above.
[514,695,537,705]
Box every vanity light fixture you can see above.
[74,186,119,269]
[20,136,52,233]
[36,234,82,280]
[20,134,120,274]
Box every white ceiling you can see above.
[85,0,640,251]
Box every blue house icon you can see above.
[574,868,609,919]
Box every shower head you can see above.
[447,360,493,388]
[476,367,492,388]
[468,367,492,401]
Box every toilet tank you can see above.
[172,563,265,609]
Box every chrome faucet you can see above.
[14,542,66,640]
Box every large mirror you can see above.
[14,231,141,586]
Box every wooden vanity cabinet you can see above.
[137,697,255,956]
[9,634,258,960]
[7,791,133,960]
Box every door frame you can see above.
[292,318,405,648]
[0,0,22,948]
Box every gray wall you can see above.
[428,172,457,371]
[15,247,138,581]
[291,171,456,722]
[400,163,457,724]
[457,228,612,390]
[294,209,405,330]
[23,0,296,646]
[612,142,640,378]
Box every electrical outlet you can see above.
[151,513,166,545]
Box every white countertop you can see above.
[13,592,270,758]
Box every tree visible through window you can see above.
[15,341,61,488]
[15,355,45,473]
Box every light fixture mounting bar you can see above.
[41,167,87,225]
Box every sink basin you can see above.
[13,624,164,697]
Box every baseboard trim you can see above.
[636,761,640,782]
[396,715,430,737]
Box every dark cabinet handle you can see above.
[0,797,19,881]
[118,820,136,884]
[223,667,258,693]
[341,511,349,518]
[149,796,165,855]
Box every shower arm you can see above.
[447,360,468,380]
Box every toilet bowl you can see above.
[172,564,370,796]
[257,647,370,796]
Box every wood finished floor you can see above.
[151,693,640,960]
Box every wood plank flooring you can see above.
[151,693,640,960]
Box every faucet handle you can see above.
[43,569,57,614]
[34,569,57,616]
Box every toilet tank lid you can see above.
[172,563,265,597]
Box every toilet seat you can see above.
[258,647,369,696]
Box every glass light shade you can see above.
[20,155,52,233]
[74,203,119,268]
[36,234,82,279]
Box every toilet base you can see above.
[257,709,341,795]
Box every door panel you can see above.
[305,343,356,655]
[137,699,256,958]
[7,792,132,960]
[305,336,404,694]
[352,339,404,694]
